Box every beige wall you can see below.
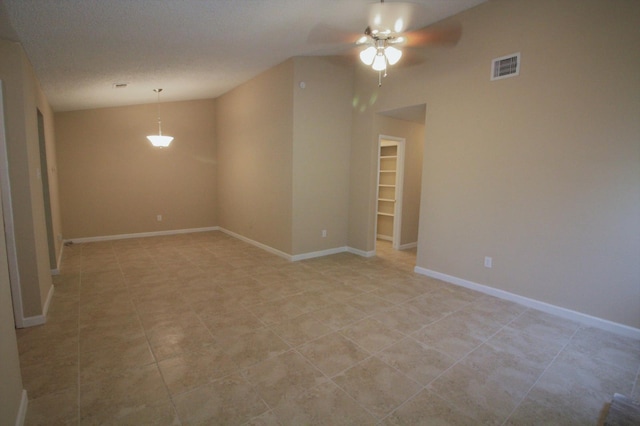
[292,57,352,255]
[349,0,640,328]
[374,114,424,247]
[0,100,25,426]
[216,60,294,254]
[0,39,55,319]
[55,99,217,239]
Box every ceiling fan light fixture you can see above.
[359,46,377,65]
[384,45,402,65]
[372,53,387,71]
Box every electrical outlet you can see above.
[484,256,492,268]
[157,215,162,222]
[321,229,327,238]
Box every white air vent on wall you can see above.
[491,53,520,81]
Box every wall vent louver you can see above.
[491,53,520,81]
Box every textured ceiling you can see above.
[1,0,485,112]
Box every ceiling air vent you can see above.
[491,53,520,81]
[112,82,128,89]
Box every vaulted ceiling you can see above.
[1,0,485,111]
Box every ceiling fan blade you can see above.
[307,23,363,46]
[368,2,424,34]
[404,21,462,47]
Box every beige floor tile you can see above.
[380,389,476,426]
[427,362,520,424]
[21,354,78,399]
[340,318,404,353]
[298,332,370,377]
[378,338,456,386]
[80,334,155,383]
[269,312,333,347]
[79,315,146,354]
[333,357,421,419]
[483,326,565,371]
[158,344,239,395]
[308,302,367,330]
[404,294,458,323]
[80,363,172,425]
[273,381,377,425]
[172,374,268,425]
[373,304,433,334]
[506,387,600,425]
[507,309,580,343]
[20,232,630,426]
[242,350,326,407]
[531,348,635,416]
[220,328,290,369]
[24,388,78,426]
[245,410,281,426]
[372,282,418,304]
[566,326,640,375]
[411,314,486,360]
[146,318,216,361]
[344,292,395,315]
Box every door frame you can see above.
[375,134,406,250]
[0,81,25,328]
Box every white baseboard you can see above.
[399,241,417,250]
[21,314,46,327]
[415,266,640,340]
[15,389,27,426]
[219,228,377,262]
[347,246,376,257]
[219,228,293,261]
[376,234,392,242]
[42,284,54,317]
[52,241,65,275]
[291,247,349,261]
[64,226,220,244]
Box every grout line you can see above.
[500,324,581,425]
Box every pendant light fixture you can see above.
[147,88,173,148]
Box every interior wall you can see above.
[0,97,25,426]
[374,114,424,247]
[291,57,353,255]
[216,60,294,254]
[0,39,54,318]
[36,82,62,268]
[349,0,640,328]
[55,99,217,239]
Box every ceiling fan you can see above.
[353,0,462,86]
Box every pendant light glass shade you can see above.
[372,53,387,71]
[359,46,377,65]
[147,88,173,148]
[147,134,174,148]
[384,46,402,65]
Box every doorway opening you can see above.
[373,103,426,265]
[375,136,405,250]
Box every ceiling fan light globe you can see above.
[385,46,402,65]
[372,54,387,71]
[360,46,377,65]
[147,135,174,148]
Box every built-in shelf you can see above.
[378,198,395,203]
[377,212,394,217]
[378,184,395,188]
[380,170,396,173]
[380,155,397,159]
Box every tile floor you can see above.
[17,232,640,425]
